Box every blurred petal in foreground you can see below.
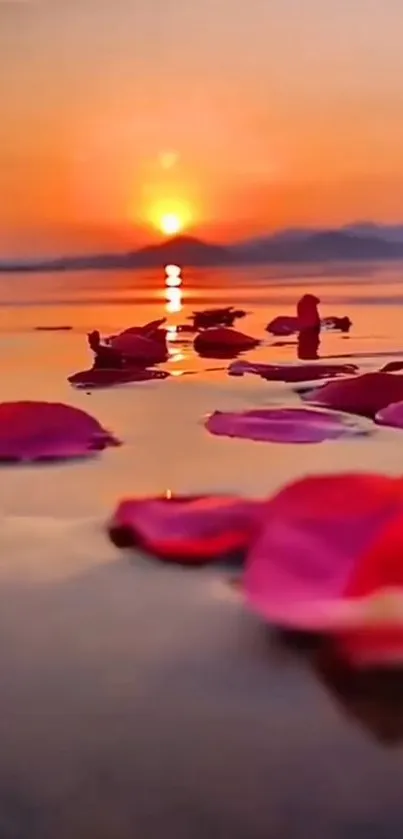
[245,473,403,665]
[109,494,264,565]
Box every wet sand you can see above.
[1,264,403,837]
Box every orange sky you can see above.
[1,0,403,256]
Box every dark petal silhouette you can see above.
[0,401,120,461]
[266,297,321,337]
[194,327,259,358]
[266,316,298,336]
[109,332,168,364]
[244,473,403,665]
[140,317,167,334]
[68,367,169,389]
[228,360,357,382]
[322,316,352,333]
[297,327,320,360]
[206,407,367,444]
[297,294,321,329]
[190,307,247,330]
[376,401,403,429]
[88,330,125,369]
[108,494,264,565]
[109,320,168,346]
[304,371,403,419]
[380,361,403,373]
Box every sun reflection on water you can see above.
[165,264,182,288]
[167,325,178,341]
[163,265,187,373]
[165,286,182,314]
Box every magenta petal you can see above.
[266,316,298,336]
[109,494,264,565]
[194,328,259,354]
[206,407,367,444]
[110,333,167,364]
[244,473,403,633]
[376,401,403,429]
[227,361,253,376]
[304,372,403,419]
[0,401,120,461]
[110,321,168,347]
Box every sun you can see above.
[159,213,183,237]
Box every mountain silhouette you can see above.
[229,230,403,263]
[134,235,229,266]
[0,235,230,273]
[2,227,403,273]
[343,221,403,243]
[275,230,403,261]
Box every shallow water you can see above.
[1,263,403,838]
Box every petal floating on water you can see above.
[205,407,368,444]
[108,494,264,565]
[303,371,403,419]
[0,401,120,462]
[110,333,167,364]
[68,367,169,389]
[228,360,357,382]
[194,327,259,359]
[376,400,403,429]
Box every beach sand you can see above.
[0,264,403,837]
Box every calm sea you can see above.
[0,261,402,839]
[0,261,403,334]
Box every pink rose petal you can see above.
[0,401,120,461]
[244,473,403,664]
[206,407,367,444]
[109,494,264,565]
[194,327,259,358]
[109,320,167,347]
[110,333,167,364]
[376,400,403,429]
[304,372,403,419]
[266,316,298,336]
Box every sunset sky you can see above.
[1,0,403,256]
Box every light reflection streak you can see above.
[165,286,182,314]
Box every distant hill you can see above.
[277,230,403,261]
[229,230,403,263]
[134,235,230,266]
[2,227,403,273]
[231,227,322,255]
[0,235,230,273]
[343,221,403,243]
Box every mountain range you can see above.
[2,222,403,272]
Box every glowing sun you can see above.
[159,213,183,237]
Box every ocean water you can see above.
[0,262,403,838]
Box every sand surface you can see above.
[0,264,403,837]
